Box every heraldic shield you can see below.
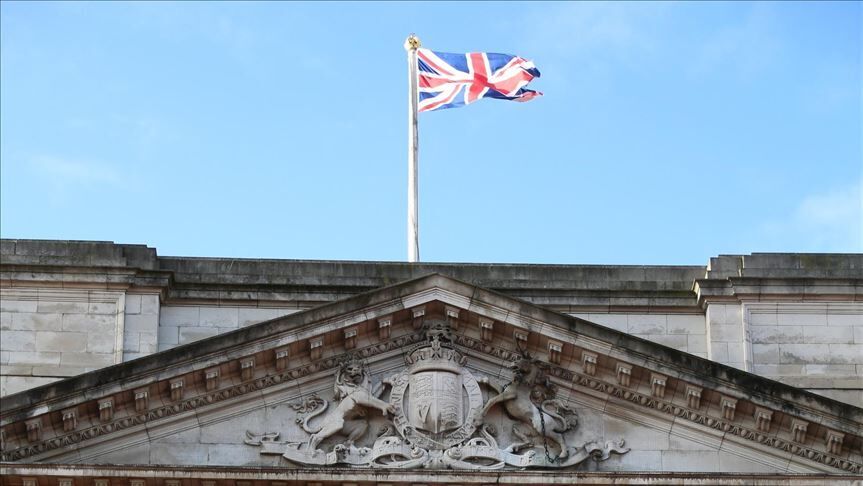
[407,361,464,434]
[389,322,484,450]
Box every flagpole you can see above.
[405,34,421,263]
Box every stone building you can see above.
[1,239,861,484]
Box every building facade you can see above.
[1,239,861,484]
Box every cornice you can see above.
[1,287,860,473]
[694,277,863,307]
[2,463,862,485]
[3,275,860,420]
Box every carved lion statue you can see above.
[298,359,394,452]
[473,354,578,459]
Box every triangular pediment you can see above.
[1,274,861,478]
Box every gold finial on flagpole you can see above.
[405,34,421,51]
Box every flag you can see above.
[417,48,541,113]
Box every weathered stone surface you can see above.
[3,350,62,366]
[0,300,38,313]
[62,313,115,332]
[160,306,200,327]
[124,314,157,333]
[125,294,143,314]
[752,326,805,344]
[1,288,125,390]
[661,450,721,472]
[2,239,861,409]
[752,344,781,364]
[87,302,118,315]
[157,325,179,345]
[3,464,862,485]
[141,295,160,315]
[780,344,832,364]
[58,351,114,368]
[123,331,140,352]
[8,312,63,331]
[36,301,89,314]
[687,334,707,354]
[627,315,667,334]
[239,308,295,327]
[86,331,116,353]
[0,375,60,396]
[638,333,688,351]
[710,324,741,342]
[34,330,88,352]
[178,326,221,344]
[1,330,36,351]
[0,273,859,481]
[667,315,705,335]
[199,307,240,328]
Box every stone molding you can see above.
[695,278,863,307]
[1,276,861,473]
[3,463,863,486]
[0,238,704,310]
[6,241,861,307]
[2,310,860,473]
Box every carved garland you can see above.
[2,331,861,475]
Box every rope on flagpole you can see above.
[405,34,421,263]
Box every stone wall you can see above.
[1,240,861,406]
[568,312,707,357]
[746,302,863,404]
[0,288,125,395]
[157,305,301,352]
[2,271,860,478]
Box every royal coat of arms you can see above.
[388,323,483,450]
[245,320,628,470]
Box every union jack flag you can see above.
[417,48,542,113]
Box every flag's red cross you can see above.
[418,50,539,112]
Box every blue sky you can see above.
[1,2,860,264]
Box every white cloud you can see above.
[762,182,862,252]
[29,155,121,187]
[514,3,680,92]
[796,183,861,233]
[520,3,784,85]
[688,4,781,80]
[522,3,668,62]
